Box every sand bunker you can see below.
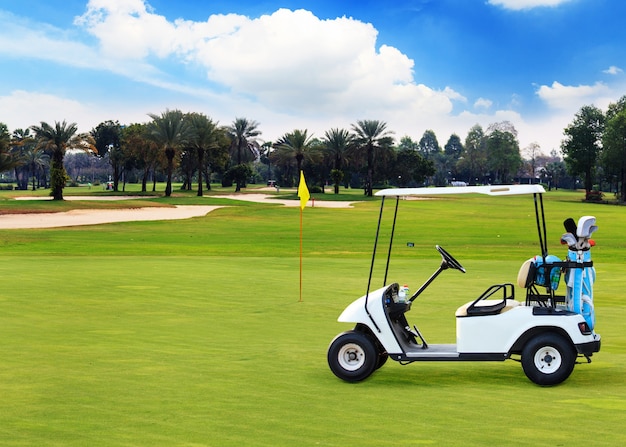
[2,193,355,229]
[0,206,222,229]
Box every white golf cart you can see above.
[327,185,601,386]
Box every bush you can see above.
[585,190,604,202]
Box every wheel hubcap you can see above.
[534,346,561,374]
[337,343,365,371]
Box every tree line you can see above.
[2,99,624,201]
[561,95,626,202]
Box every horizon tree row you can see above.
[2,109,585,200]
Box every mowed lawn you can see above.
[0,187,625,446]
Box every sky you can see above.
[1,0,625,154]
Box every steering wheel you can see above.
[436,245,466,273]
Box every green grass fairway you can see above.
[1,187,625,446]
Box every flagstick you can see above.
[299,206,303,302]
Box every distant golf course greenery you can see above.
[1,185,624,446]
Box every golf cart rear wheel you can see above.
[328,331,378,382]
[521,333,576,386]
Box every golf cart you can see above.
[327,185,601,386]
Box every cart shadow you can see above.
[374,362,533,388]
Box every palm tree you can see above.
[351,120,394,196]
[273,129,318,177]
[6,127,31,188]
[227,117,261,192]
[31,120,94,200]
[323,128,352,194]
[1,122,20,174]
[24,147,50,190]
[147,109,189,197]
[186,112,219,196]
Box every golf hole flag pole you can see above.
[297,171,310,302]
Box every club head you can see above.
[563,217,577,236]
[577,216,596,238]
[560,233,577,247]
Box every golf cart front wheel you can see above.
[327,331,378,382]
[521,333,576,386]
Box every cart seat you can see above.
[455,299,520,317]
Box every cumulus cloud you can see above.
[2,0,580,153]
[73,1,463,120]
[536,81,612,110]
[603,65,623,75]
[487,0,574,10]
[474,97,493,109]
[0,91,92,129]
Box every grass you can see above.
[0,185,625,446]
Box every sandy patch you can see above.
[2,193,355,229]
[0,206,222,229]
[214,194,355,208]
[14,196,155,201]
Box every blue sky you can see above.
[1,0,625,153]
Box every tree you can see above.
[24,147,50,190]
[485,123,522,184]
[418,130,443,184]
[444,134,464,160]
[351,120,394,196]
[31,120,95,200]
[540,161,567,191]
[121,123,160,192]
[227,117,261,192]
[523,142,542,181]
[561,105,605,193]
[186,112,219,196]
[395,145,435,186]
[323,128,352,172]
[147,109,189,197]
[418,129,441,159]
[443,133,464,184]
[602,97,626,202]
[205,129,230,190]
[458,124,487,184]
[9,128,34,190]
[323,128,353,194]
[0,122,20,174]
[91,120,122,191]
[273,129,318,182]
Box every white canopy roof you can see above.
[375,184,545,197]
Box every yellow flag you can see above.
[298,171,310,210]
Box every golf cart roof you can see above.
[375,184,545,197]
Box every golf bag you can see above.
[563,216,597,330]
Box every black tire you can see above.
[521,333,576,386]
[327,331,378,382]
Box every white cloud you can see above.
[72,2,465,124]
[487,0,574,10]
[603,65,623,75]
[1,1,595,155]
[536,81,612,110]
[474,97,493,109]
[0,91,92,129]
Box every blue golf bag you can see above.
[564,216,597,330]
